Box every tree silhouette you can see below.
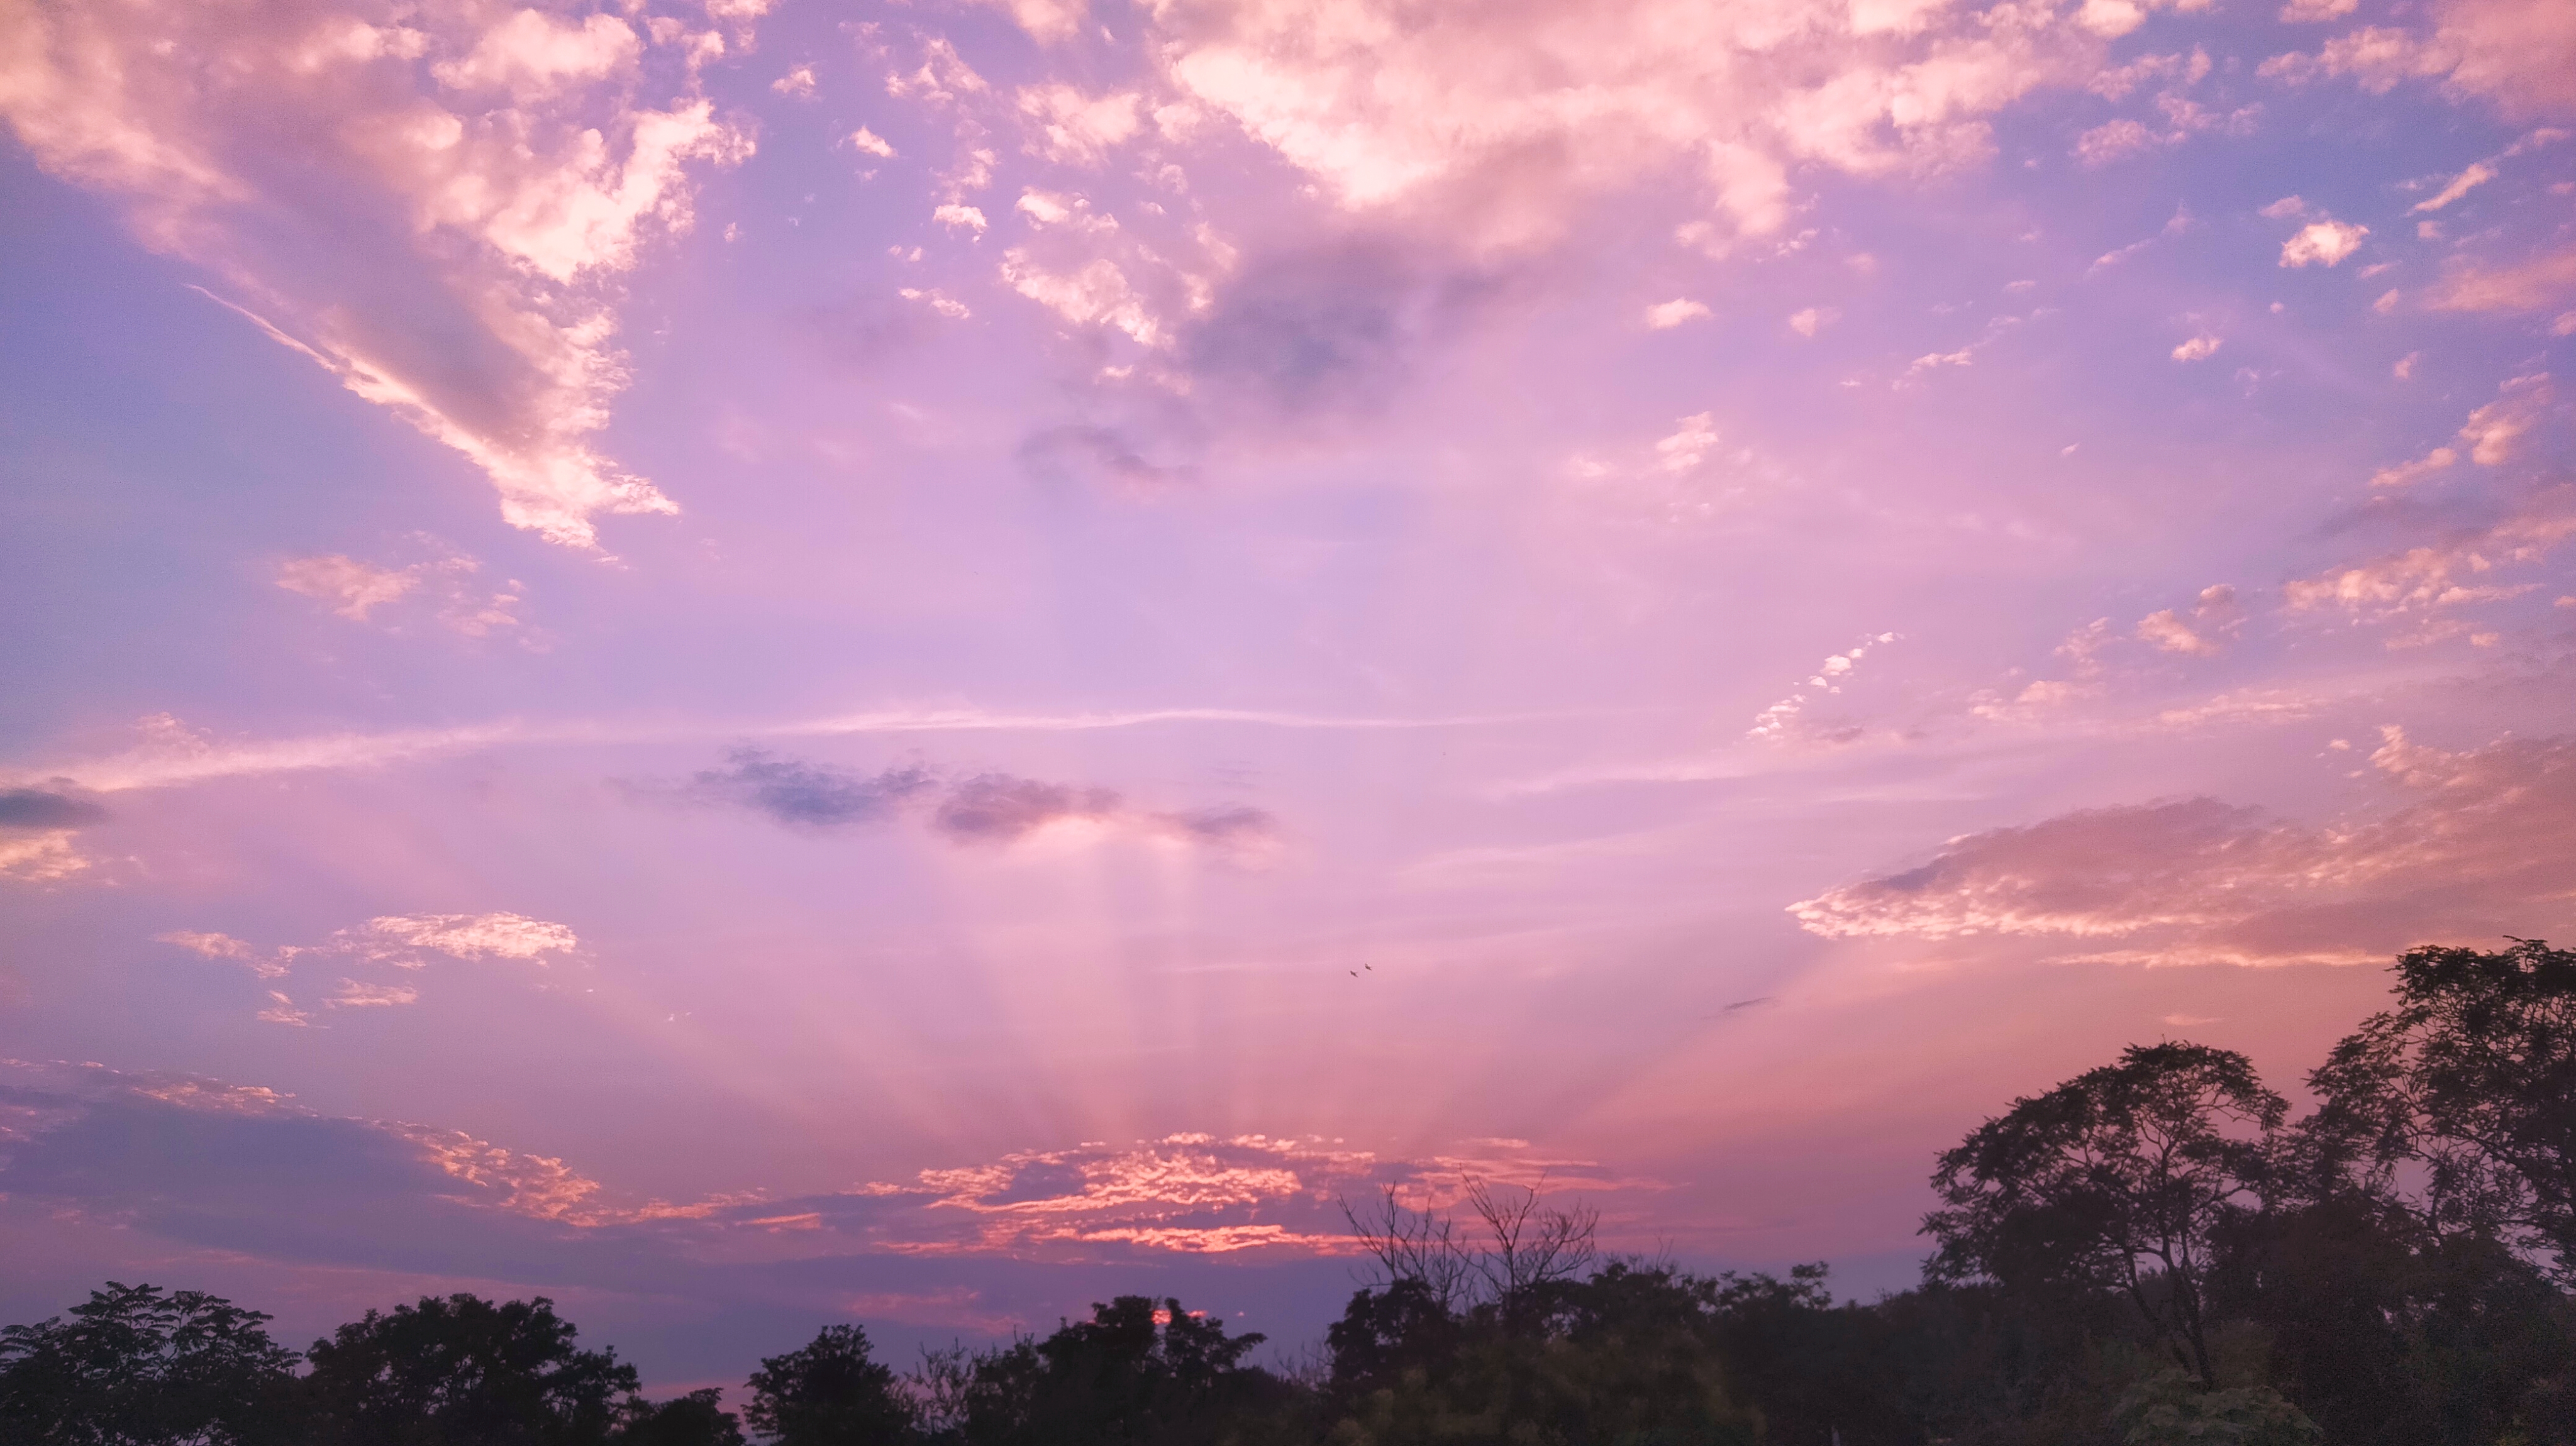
[300,1294,640,1446]
[743,1325,916,1445]
[1926,1041,2285,1387]
[0,1282,301,1446]
[2306,939,2576,1278]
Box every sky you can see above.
[1,0,2572,1392]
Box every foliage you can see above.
[300,1294,641,1446]
[2109,1370,2319,1446]
[745,1325,915,1445]
[1926,1042,2285,1386]
[2305,939,2576,1276]
[0,1282,301,1446]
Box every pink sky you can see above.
[1,0,2572,1386]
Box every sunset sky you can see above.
[2,0,2572,1389]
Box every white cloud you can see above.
[0,831,90,883]
[1017,84,1142,166]
[0,2,756,547]
[2285,483,2575,624]
[1145,0,2170,252]
[360,913,579,963]
[900,287,973,319]
[970,0,1091,44]
[256,992,312,1027]
[2412,159,2497,211]
[1787,306,1838,336]
[850,126,897,158]
[1750,633,1901,741]
[157,930,289,980]
[330,979,421,1009]
[1645,299,1713,329]
[275,555,418,621]
[2280,218,2367,267]
[2258,0,2576,119]
[274,544,528,639]
[774,64,818,100]
[933,203,989,231]
[2170,333,2221,360]
[1653,413,1721,473]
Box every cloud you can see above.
[2170,333,2221,361]
[275,556,418,620]
[1174,243,1510,423]
[0,832,92,883]
[329,980,420,1009]
[275,542,529,638]
[0,2,756,546]
[2412,159,2498,212]
[1645,299,1713,329]
[0,788,106,831]
[932,773,1123,844]
[2280,218,2367,268]
[0,787,106,884]
[13,704,1521,797]
[1789,728,2576,964]
[157,913,577,1020]
[2134,583,2241,655]
[2285,483,2576,628]
[2258,0,2576,119]
[685,748,936,829]
[0,1063,1652,1272]
[158,930,289,981]
[358,913,579,963]
[1016,84,1141,166]
[2422,246,2576,316]
[2365,374,2552,489]
[1750,633,1902,742]
[1146,0,2159,253]
[972,0,1090,45]
[1016,425,1195,492]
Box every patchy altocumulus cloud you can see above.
[275,540,531,640]
[0,1,755,546]
[157,912,579,1022]
[1789,728,2576,964]
[2257,0,2576,119]
[1144,0,2165,253]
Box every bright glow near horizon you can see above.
[1,0,2571,1385]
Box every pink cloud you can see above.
[1790,728,2576,963]
[0,1,755,546]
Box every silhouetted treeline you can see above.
[9,941,2576,1444]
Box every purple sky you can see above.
[3,0,2572,1389]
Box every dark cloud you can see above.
[687,750,936,829]
[792,297,933,373]
[1180,245,1511,422]
[1154,805,1280,853]
[0,788,107,831]
[933,774,1122,844]
[1016,425,1196,494]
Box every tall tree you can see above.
[301,1294,641,1446]
[0,1282,301,1446]
[743,1325,916,1445]
[1925,1041,2285,1387]
[2306,939,2576,1276]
